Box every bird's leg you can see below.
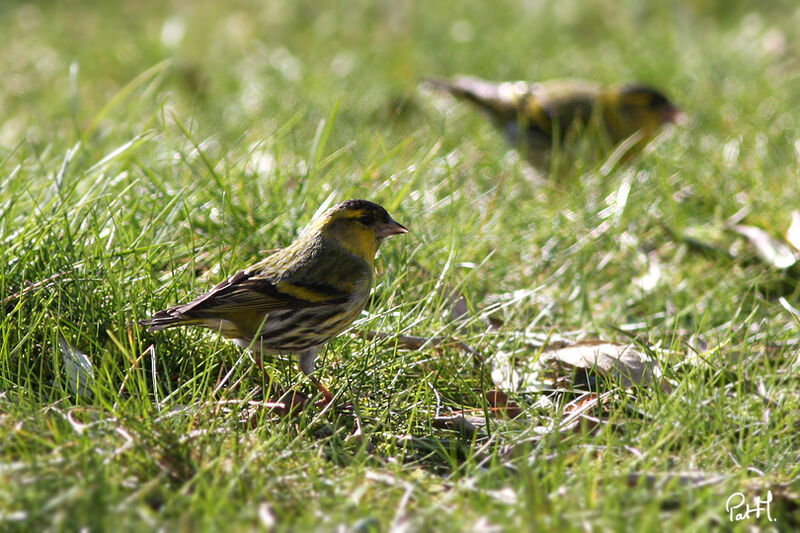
[298,347,334,408]
[308,375,334,407]
[250,355,316,416]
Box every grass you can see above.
[2,0,800,530]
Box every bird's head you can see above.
[316,199,408,261]
[615,84,685,134]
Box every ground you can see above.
[1,0,800,531]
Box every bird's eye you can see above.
[651,95,668,108]
[358,215,373,226]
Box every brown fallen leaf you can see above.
[560,392,609,435]
[554,392,605,430]
[563,392,604,415]
[443,284,470,324]
[538,340,672,393]
[485,389,523,418]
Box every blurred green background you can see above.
[3,0,798,146]
[3,1,800,530]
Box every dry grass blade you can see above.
[2,272,68,306]
[786,211,800,251]
[57,335,95,399]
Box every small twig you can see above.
[559,390,614,431]
[212,352,249,397]
[148,345,160,410]
[114,345,151,407]
[345,412,364,442]
[2,271,68,306]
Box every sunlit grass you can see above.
[2,0,800,530]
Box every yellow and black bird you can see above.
[140,199,408,405]
[427,76,684,169]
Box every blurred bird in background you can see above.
[426,76,684,171]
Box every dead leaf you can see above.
[484,389,523,418]
[730,224,797,269]
[563,392,603,415]
[449,290,469,323]
[560,391,614,434]
[432,415,481,437]
[505,392,613,454]
[538,340,672,392]
[58,335,94,399]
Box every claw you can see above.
[309,375,334,408]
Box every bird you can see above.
[426,76,684,170]
[140,199,408,406]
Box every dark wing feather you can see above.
[174,270,351,317]
[140,269,353,332]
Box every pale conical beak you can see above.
[377,218,409,239]
[663,105,687,125]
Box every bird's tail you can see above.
[138,309,202,332]
[423,76,522,119]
